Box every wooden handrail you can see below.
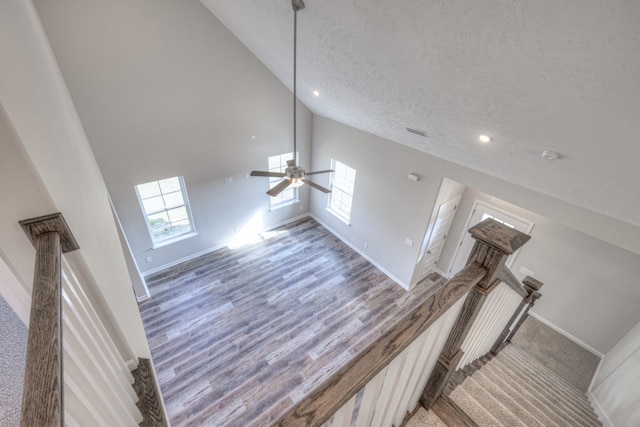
[273,261,488,426]
[19,213,79,427]
[497,265,528,298]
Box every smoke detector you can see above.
[541,150,559,161]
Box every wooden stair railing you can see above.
[18,212,162,426]
[420,218,532,409]
[272,219,537,426]
[272,262,488,426]
[491,275,544,355]
[19,213,79,427]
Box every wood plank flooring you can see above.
[139,217,445,426]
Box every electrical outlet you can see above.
[145,256,152,263]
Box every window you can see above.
[328,159,356,223]
[135,176,195,246]
[268,152,297,208]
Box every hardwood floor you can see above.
[139,217,444,426]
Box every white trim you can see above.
[151,231,198,249]
[143,213,311,277]
[528,311,604,357]
[588,356,605,392]
[0,252,30,326]
[326,207,351,226]
[136,293,150,303]
[447,199,534,276]
[310,214,410,290]
[125,358,139,372]
[588,392,614,427]
[435,268,450,279]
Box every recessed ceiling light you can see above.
[478,134,491,143]
[312,90,320,97]
[541,150,559,160]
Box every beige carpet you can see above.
[404,407,448,427]
[449,345,602,426]
[0,295,27,427]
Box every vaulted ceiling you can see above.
[202,0,640,228]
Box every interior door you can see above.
[416,195,461,281]
[448,201,533,277]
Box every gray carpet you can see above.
[449,345,602,426]
[0,295,27,427]
[405,408,448,427]
[510,316,601,392]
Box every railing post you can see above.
[491,275,544,355]
[420,219,531,409]
[504,276,543,344]
[19,213,79,427]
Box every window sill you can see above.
[326,208,351,226]
[152,231,198,249]
[269,199,300,212]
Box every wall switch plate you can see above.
[244,172,250,179]
[364,242,369,248]
[404,238,414,247]
[224,177,233,184]
[145,256,152,263]
[519,266,535,277]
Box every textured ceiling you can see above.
[201,0,640,227]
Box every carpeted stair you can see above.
[446,345,602,427]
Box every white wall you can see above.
[33,0,314,275]
[0,104,56,325]
[310,116,640,354]
[592,320,640,426]
[0,0,150,360]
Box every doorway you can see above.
[447,200,534,277]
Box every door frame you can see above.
[447,200,534,277]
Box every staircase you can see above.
[431,344,602,427]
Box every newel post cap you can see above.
[469,218,531,255]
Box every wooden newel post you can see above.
[19,213,79,427]
[420,219,530,409]
[490,275,544,355]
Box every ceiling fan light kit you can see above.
[250,0,333,197]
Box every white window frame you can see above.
[327,159,356,224]
[135,176,197,248]
[268,152,298,210]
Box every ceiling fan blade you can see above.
[250,171,286,178]
[304,169,334,175]
[301,178,331,193]
[267,179,293,197]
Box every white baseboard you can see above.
[143,213,311,277]
[435,268,450,279]
[136,293,151,303]
[588,391,614,427]
[528,311,604,358]
[310,214,410,290]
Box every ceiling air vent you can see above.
[405,126,428,138]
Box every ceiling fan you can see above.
[250,0,332,197]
